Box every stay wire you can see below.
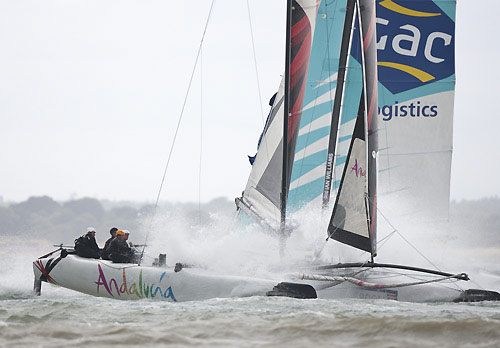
[375,201,465,291]
[246,0,265,126]
[376,204,442,272]
[198,47,203,225]
[139,0,217,264]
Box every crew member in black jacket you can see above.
[108,230,134,263]
[101,227,118,260]
[74,227,101,259]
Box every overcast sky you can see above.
[1,0,499,204]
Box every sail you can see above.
[286,0,349,213]
[237,0,319,230]
[375,0,456,222]
[328,0,378,254]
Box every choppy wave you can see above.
[1,295,500,348]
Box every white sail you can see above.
[239,78,286,229]
[375,0,456,224]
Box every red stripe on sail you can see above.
[287,7,313,140]
[291,15,310,39]
[290,43,310,88]
[289,82,307,139]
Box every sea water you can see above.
[2,285,500,347]
[1,237,500,347]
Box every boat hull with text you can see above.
[33,251,500,303]
[33,252,278,302]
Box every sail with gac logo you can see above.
[375,0,455,223]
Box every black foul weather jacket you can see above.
[74,233,101,259]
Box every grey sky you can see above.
[0,0,498,203]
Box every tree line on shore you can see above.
[0,195,498,247]
[0,196,234,245]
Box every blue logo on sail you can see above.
[376,0,455,94]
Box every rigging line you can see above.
[296,272,465,289]
[246,0,265,126]
[198,46,203,225]
[139,0,217,264]
[376,203,441,271]
[374,202,463,292]
[246,0,272,167]
[373,199,465,292]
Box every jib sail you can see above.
[328,0,378,255]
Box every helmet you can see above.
[110,227,118,234]
[87,227,96,233]
[116,230,125,236]
[123,230,130,235]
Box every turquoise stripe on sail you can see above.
[291,150,329,183]
[335,155,347,167]
[378,74,455,107]
[300,101,335,126]
[338,135,352,143]
[295,127,330,154]
[288,177,325,213]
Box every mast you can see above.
[281,0,292,240]
[358,0,378,256]
[322,0,356,209]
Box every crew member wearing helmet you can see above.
[108,230,134,263]
[101,227,118,260]
[74,227,101,259]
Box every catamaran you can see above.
[33,0,500,302]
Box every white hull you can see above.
[34,252,492,303]
[33,254,277,302]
